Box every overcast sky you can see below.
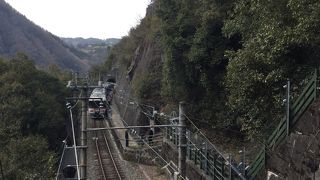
[4,0,151,39]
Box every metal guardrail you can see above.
[167,127,243,180]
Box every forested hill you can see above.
[0,55,69,179]
[0,0,89,71]
[102,0,320,140]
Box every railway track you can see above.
[93,119,125,180]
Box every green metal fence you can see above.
[246,146,265,180]
[290,70,317,126]
[247,69,318,179]
[167,127,243,180]
[165,70,318,180]
[267,117,287,149]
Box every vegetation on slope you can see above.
[0,54,68,179]
[103,0,320,141]
[224,0,320,138]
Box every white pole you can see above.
[69,109,80,180]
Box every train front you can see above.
[88,88,107,120]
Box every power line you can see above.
[113,87,246,178]
[112,102,186,180]
[183,114,246,180]
[140,107,244,178]
[143,115,247,179]
[99,82,246,179]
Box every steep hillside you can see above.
[0,0,89,71]
[90,0,320,178]
[61,37,120,65]
[104,0,320,139]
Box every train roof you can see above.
[102,82,116,88]
[89,88,106,101]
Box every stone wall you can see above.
[266,100,320,180]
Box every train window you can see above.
[89,101,98,108]
[89,101,106,108]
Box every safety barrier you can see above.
[166,126,243,180]
[247,69,318,179]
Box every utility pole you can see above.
[284,80,290,135]
[179,102,187,179]
[80,84,88,179]
[67,77,104,180]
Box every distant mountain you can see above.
[0,0,89,71]
[61,37,120,47]
[61,37,120,65]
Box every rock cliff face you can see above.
[267,100,320,180]
[113,39,162,135]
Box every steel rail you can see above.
[100,120,122,180]
[94,138,107,180]
[93,119,107,180]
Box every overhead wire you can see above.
[112,98,186,179]
[183,114,247,180]
[139,106,246,178]
[139,100,246,179]
[118,94,238,179]
[114,88,245,179]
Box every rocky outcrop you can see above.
[266,100,320,180]
[114,39,162,135]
